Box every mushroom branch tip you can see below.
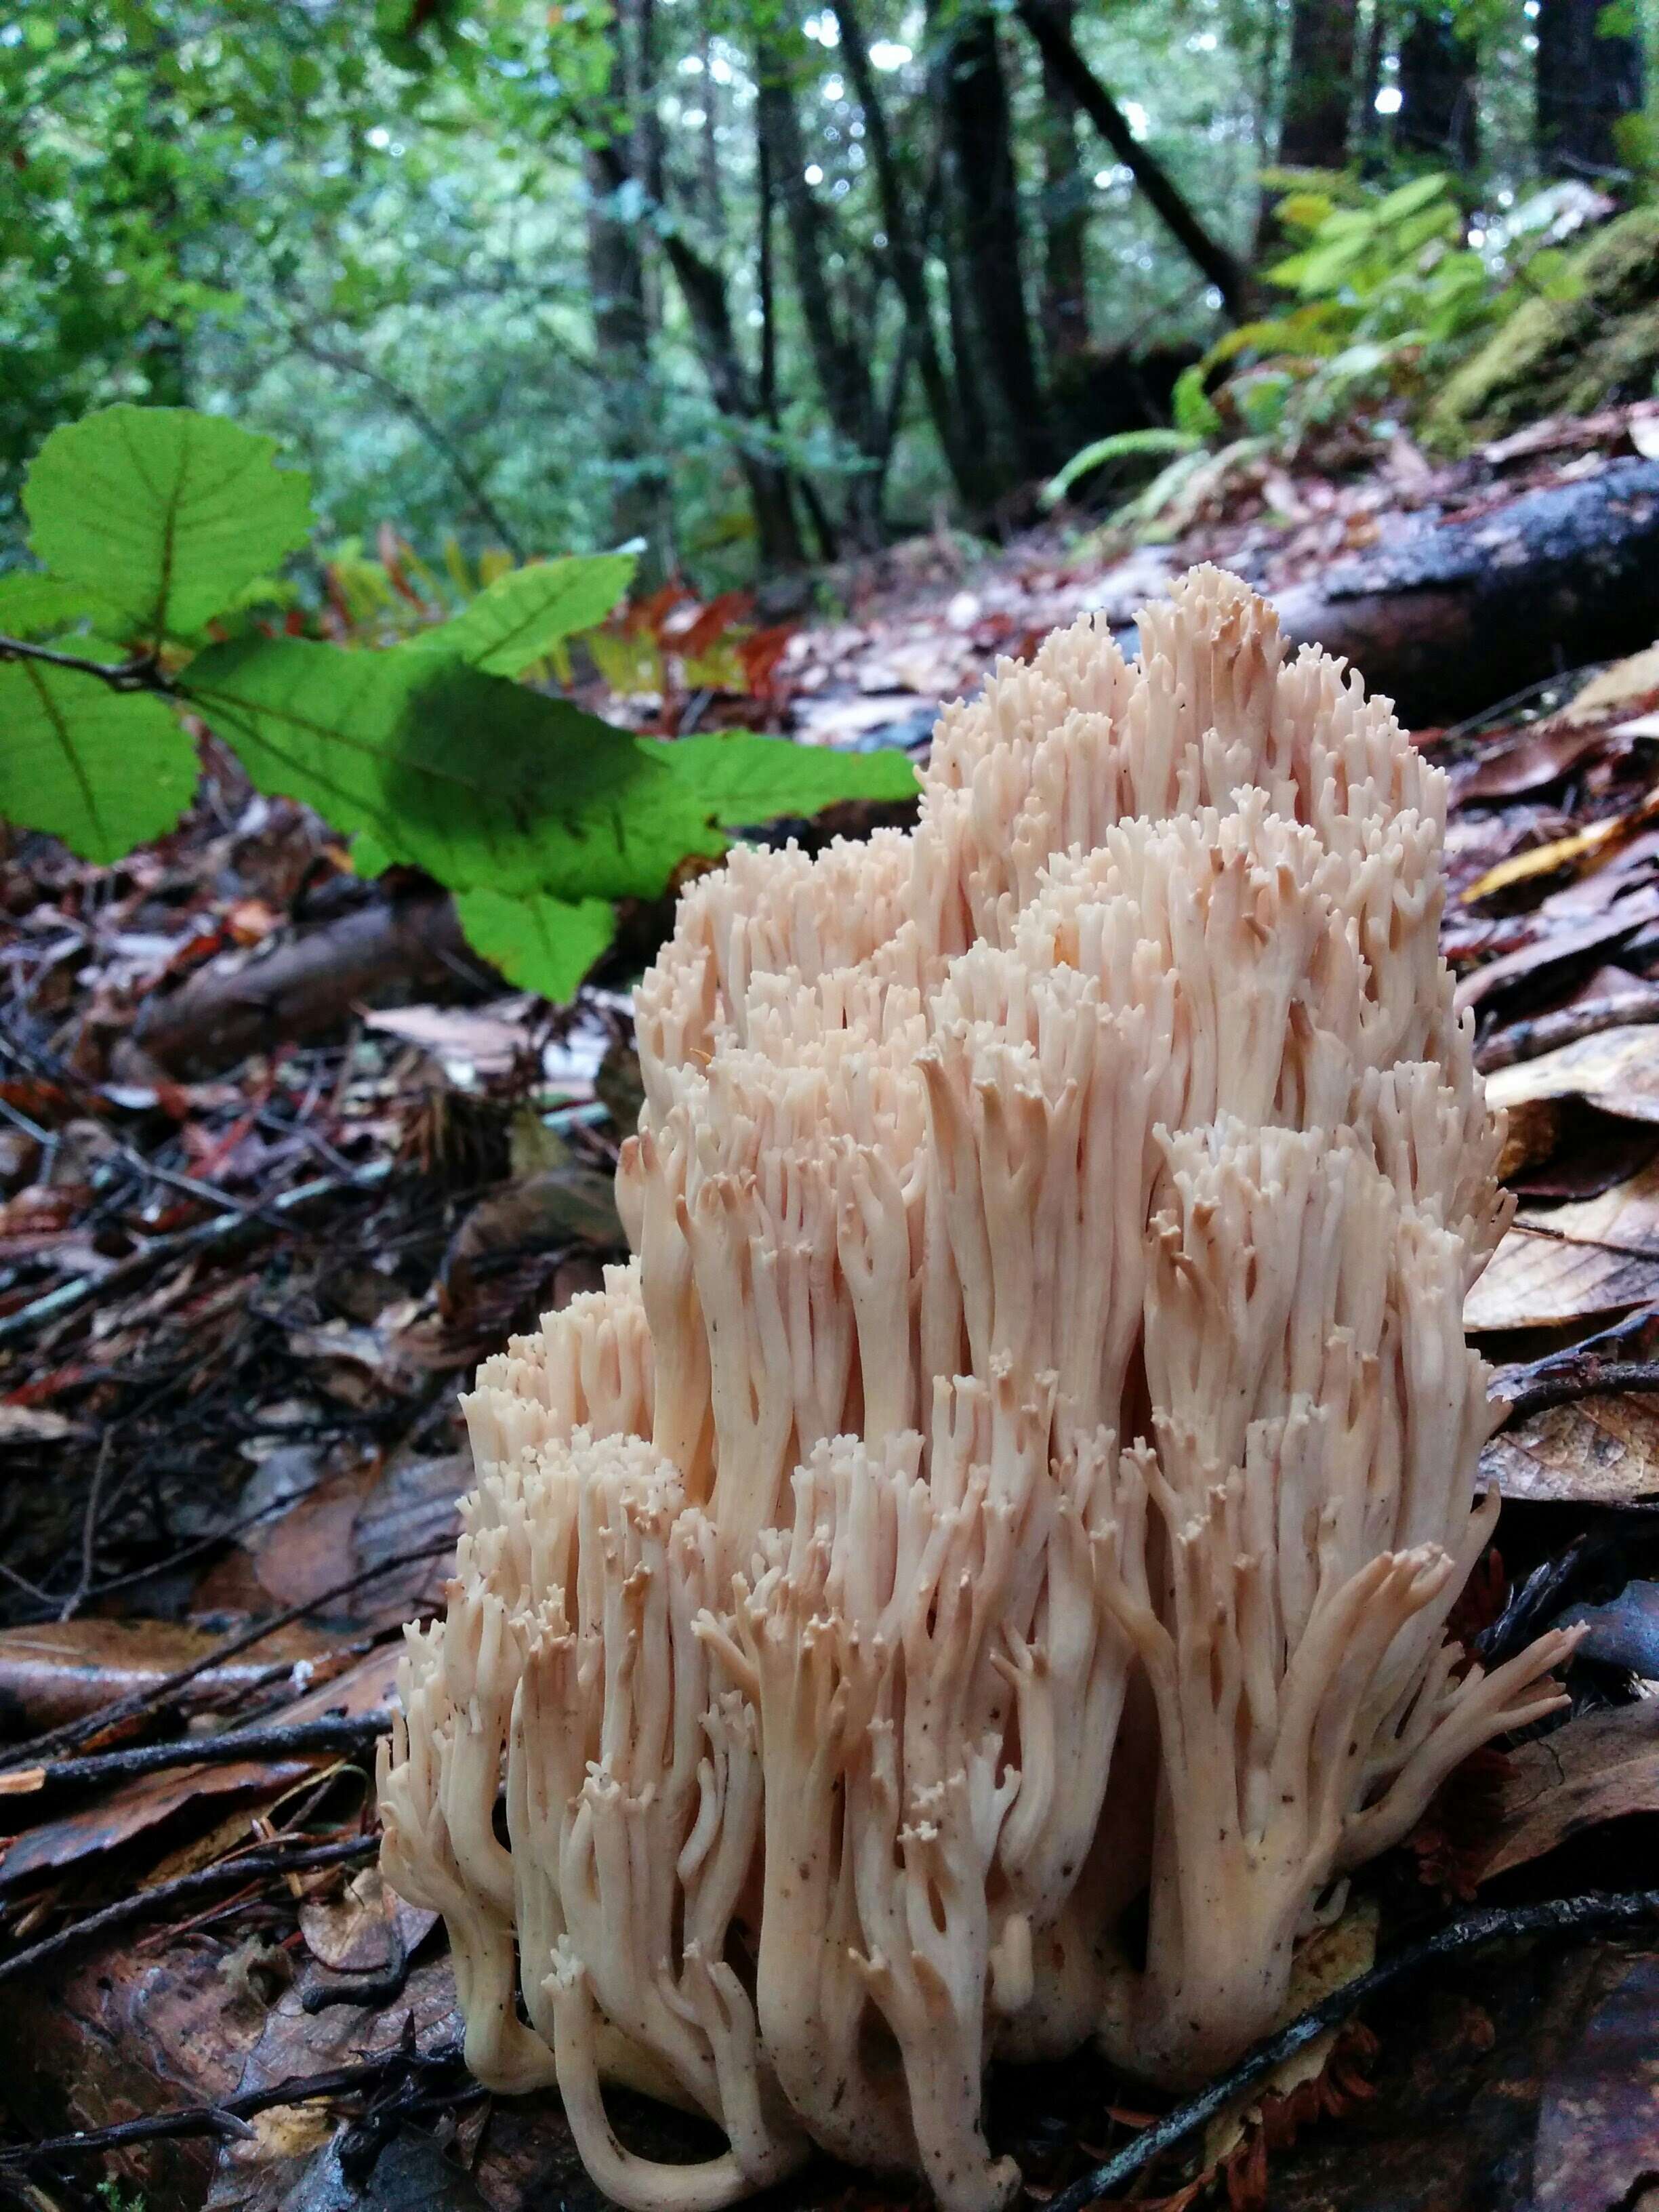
[379,564,1573,2210]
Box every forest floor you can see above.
[5,407,1659,2211]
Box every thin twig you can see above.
[0,1836,377,1988]
[0,2034,464,2166]
[0,636,167,693]
[0,1158,393,1349]
[0,1712,391,1797]
[1042,1888,1659,2212]
[1496,1357,1659,1424]
[0,1534,455,1771]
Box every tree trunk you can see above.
[584,148,661,571]
[1012,0,1246,316]
[834,0,983,509]
[1397,7,1478,165]
[938,2,1052,487]
[1031,0,1090,366]
[592,139,807,571]
[1536,0,1645,177]
[1272,457,1659,724]
[756,41,884,546]
[1279,0,1358,168]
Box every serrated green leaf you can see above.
[453,887,617,1001]
[24,405,314,644]
[648,733,919,824]
[180,636,718,900]
[0,661,197,863]
[419,552,637,677]
[0,573,113,640]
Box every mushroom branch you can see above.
[378,567,1578,2212]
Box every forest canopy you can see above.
[2,0,1655,587]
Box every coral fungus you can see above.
[380,566,1574,2212]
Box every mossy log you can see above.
[1431,209,1659,447]
[1274,457,1659,724]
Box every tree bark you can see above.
[1397,7,1478,165]
[1031,0,1090,366]
[938,1,1052,486]
[1271,457,1659,724]
[756,40,884,546]
[1012,0,1246,316]
[1279,0,1359,168]
[118,890,498,1082]
[1536,0,1645,176]
[584,147,661,572]
[834,0,981,509]
[591,144,807,570]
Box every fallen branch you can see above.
[1044,1887,1659,2211]
[1275,458,1659,725]
[0,2034,464,2168]
[0,1835,377,1988]
[0,1158,393,1351]
[0,1534,455,1771]
[0,1712,392,1798]
[1495,1357,1659,1424]
[118,889,498,1081]
[1475,991,1659,1072]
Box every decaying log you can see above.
[117,890,497,1082]
[1274,459,1659,725]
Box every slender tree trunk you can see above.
[1012,0,1246,314]
[1279,0,1359,167]
[1354,0,1387,171]
[1030,0,1090,367]
[1536,0,1645,176]
[592,142,806,570]
[584,148,660,569]
[834,0,981,508]
[697,28,725,233]
[1397,7,1478,163]
[755,40,883,546]
[938,1,1051,485]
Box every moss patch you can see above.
[1428,208,1659,447]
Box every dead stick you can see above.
[1495,1359,1659,1424]
[0,1536,455,1772]
[0,2034,464,2166]
[0,1835,378,1987]
[0,1713,391,1797]
[1042,1888,1659,2212]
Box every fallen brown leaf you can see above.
[1477,1700,1659,1883]
[1482,1394,1659,1504]
[1483,1025,1659,1124]
[1464,1228,1659,1332]
[0,1616,338,1736]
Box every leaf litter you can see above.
[11,451,1659,2207]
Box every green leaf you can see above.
[453,887,617,1000]
[180,636,714,900]
[1042,429,1201,506]
[0,661,197,863]
[1373,173,1451,226]
[1171,363,1223,440]
[0,573,112,640]
[649,733,919,824]
[24,405,314,644]
[421,552,637,676]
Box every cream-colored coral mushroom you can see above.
[379,565,1579,2209]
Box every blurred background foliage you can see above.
[3,0,1656,587]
